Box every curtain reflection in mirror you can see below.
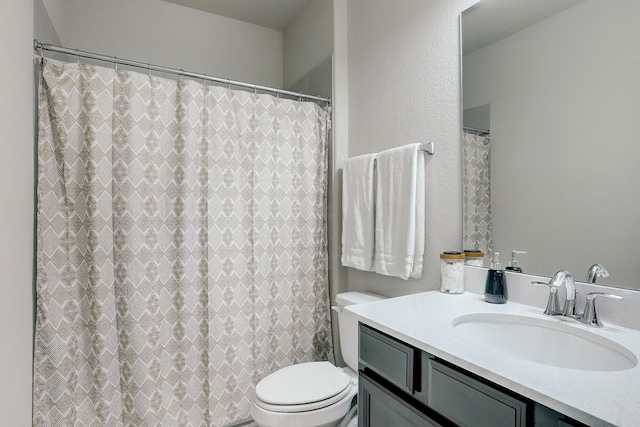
[463,130,492,255]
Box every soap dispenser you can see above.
[484,251,508,304]
[505,250,527,273]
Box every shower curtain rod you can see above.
[463,126,490,136]
[33,40,331,103]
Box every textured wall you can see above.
[41,0,283,88]
[0,0,34,424]
[345,0,478,297]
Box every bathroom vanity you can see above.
[348,291,640,427]
[358,323,584,426]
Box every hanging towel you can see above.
[412,148,425,278]
[374,144,426,280]
[341,153,378,271]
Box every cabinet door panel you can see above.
[426,358,528,427]
[359,324,415,394]
[359,373,443,427]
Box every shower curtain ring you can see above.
[202,73,206,86]
[148,61,151,77]
[114,56,118,70]
[75,48,80,64]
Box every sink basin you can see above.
[452,313,637,372]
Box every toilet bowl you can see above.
[250,292,384,427]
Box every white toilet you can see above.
[251,292,384,427]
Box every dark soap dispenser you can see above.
[505,250,526,273]
[485,251,508,304]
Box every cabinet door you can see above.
[359,372,444,427]
[359,324,416,394]
[557,419,588,427]
[426,357,528,427]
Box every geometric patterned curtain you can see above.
[34,58,332,427]
[462,130,492,254]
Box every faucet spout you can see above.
[586,263,609,284]
[550,270,578,317]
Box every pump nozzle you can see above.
[491,251,502,270]
[506,250,527,272]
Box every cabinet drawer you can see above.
[359,323,415,394]
[426,357,528,427]
[557,420,588,427]
[359,372,444,427]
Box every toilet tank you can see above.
[334,292,385,371]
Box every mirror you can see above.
[461,0,640,290]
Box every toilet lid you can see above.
[255,361,351,406]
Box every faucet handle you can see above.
[532,280,558,288]
[579,292,623,327]
[531,281,561,315]
[586,292,623,301]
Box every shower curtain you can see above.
[34,59,332,426]
[462,130,492,253]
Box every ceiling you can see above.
[462,0,585,54]
[162,0,311,31]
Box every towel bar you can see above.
[420,142,435,155]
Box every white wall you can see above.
[0,0,34,424]
[41,0,283,88]
[463,0,640,285]
[329,0,349,366]
[344,0,478,297]
[283,0,333,89]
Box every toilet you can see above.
[250,292,385,427]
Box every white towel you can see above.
[374,144,425,280]
[413,146,425,278]
[341,153,377,271]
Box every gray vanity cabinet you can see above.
[358,323,588,427]
[359,372,444,427]
[425,355,527,427]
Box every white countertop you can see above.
[346,291,640,427]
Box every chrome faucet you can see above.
[586,263,609,284]
[533,269,624,326]
[552,270,578,317]
[532,270,578,318]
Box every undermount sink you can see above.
[452,313,638,372]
